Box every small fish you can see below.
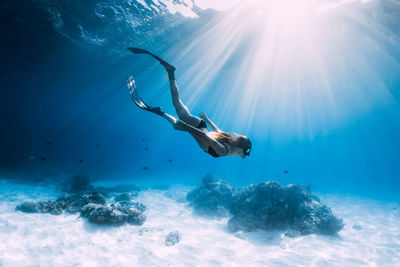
[142,166,149,171]
[141,138,146,142]
[79,159,84,163]
[46,139,52,144]
[168,159,173,163]
[284,170,288,174]
[96,144,100,148]
[144,147,149,151]
[40,157,46,161]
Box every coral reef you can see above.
[165,231,182,246]
[187,177,344,236]
[16,176,145,227]
[186,174,236,216]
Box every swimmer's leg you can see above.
[164,114,205,137]
[168,80,202,127]
[127,48,201,127]
[127,76,204,136]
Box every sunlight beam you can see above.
[166,0,397,140]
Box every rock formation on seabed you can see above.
[187,176,344,236]
[16,175,145,226]
[165,231,182,246]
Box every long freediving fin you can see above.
[127,76,164,116]
[127,47,151,55]
[127,47,176,72]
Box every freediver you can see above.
[127,48,252,158]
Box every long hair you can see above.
[214,132,251,151]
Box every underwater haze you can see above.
[1,0,400,266]
[1,0,399,198]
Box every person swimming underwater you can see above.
[127,48,252,158]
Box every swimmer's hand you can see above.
[199,112,221,133]
[199,112,207,120]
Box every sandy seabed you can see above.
[0,180,399,267]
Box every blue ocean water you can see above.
[1,0,399,199]
[1,1,400,265]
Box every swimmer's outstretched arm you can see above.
[207,136,228,156]
[199,112,221,133]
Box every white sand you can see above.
[0,180,399,267]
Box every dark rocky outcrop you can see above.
[80,203,146,226]
[16,192,107,215]
[117,201,146,212]
[16,201,63,215]
[82,205,129,225]
[186,175,236,216]
[37,201,65,215]
[16,178,146,227]
[187,178,344,236]
[16,201,42,213]
[115,205,146,225]
[165,231,181,246]
[80,203,103,218]
[56,192,107,213]
[229,181,343,235]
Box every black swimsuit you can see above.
[196,120,227,158]
[207,146,220,158]
[197,119,207,129]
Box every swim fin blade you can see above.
[127,76,164,116]
[127,47,151,55]
[127,47,176,73]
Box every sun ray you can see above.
[162,0,399,140]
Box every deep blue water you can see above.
[1,0,399,200]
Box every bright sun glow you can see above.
[242,0,315,26]
[173,0,393,140]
